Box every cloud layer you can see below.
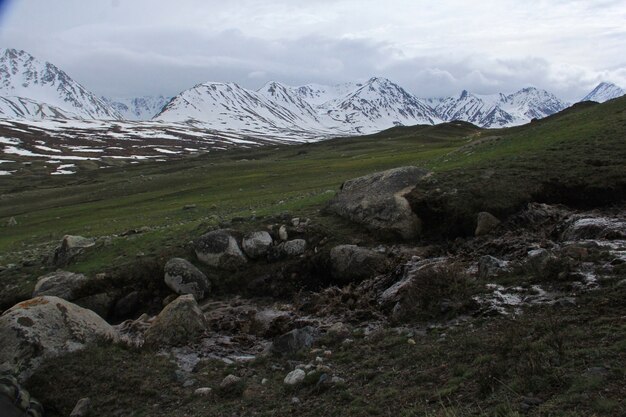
[1,0,624,100]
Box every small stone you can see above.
[7,217,17,227]
[183,204,197,210]
[220,374,242,389]
[291,396,301,404]
[323,350,332,357]
[283,369,306,385]
[194,387,212,396]
[70,397,91,417]
[331,376,346,385]
[183,379,196,387]
[407,338,416,345]
[291,218,300,226]
[261,378,268,385]
[278,225,288,241]
[315,356,324,363]
[281,239,306,256]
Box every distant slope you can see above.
[0,48,121,120]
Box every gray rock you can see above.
[284,369,306,385]
[0,296,117,381]
[271,326,319,355]
[330,245,386,282]
[7,217,17,227]
[478,255,510,279]
[194,387,212,396]
[251,309,294,337]
[280,239,307,257]
[164,258,211,301]
[69,397,91,417]
[327,322,351,340]
[194,229,247,269]
[144,295,207,347]
[561,216,626,241]
[475,212,501,236]
[32,270,88,301]
[53,235,96,266]
[241,231,273,259]
[327,166,428,240]
[220,374,242,389]
[278,225,288,241]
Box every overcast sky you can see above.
[1,0,624,100]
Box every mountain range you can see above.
[0,48,624,136]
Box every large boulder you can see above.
[194,229,247,269]
[327,166,428,240]
[52,235,96,266]
[164,258,211,301]
[242,231,273,259]
[330,245,386,283]
[32,270,89,301]
[0,296,117,381]
[144,295,207,347]
[561,216,626,241]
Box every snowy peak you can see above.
[435,86,567,128]
[156,81,335,136]
[323,77,441,132]
[103,96,170,120]
[505,87,567,120]
[582,82,625,103]
[0,48,121,120]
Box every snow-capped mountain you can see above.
[294,82,361,106]
[582,82,625,103]
[0,48,121,120]
[256,81,326,125]
[103,96,171,120]
[0,46,573,133]
[155,82,340,137]
[435,87,568,128]
[321,77,441,133]
[158,77,441,135]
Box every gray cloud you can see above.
[0,0,624,101]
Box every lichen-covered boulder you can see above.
[241,231,273,259]
[144,295,207,347]
[32,270,89,301]
[327,167,428,240]
[194,229,247,269]
[164,258,211,300]
[0,296,117,381]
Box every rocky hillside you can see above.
[0,95,624,416]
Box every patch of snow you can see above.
[0,137,21,145]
